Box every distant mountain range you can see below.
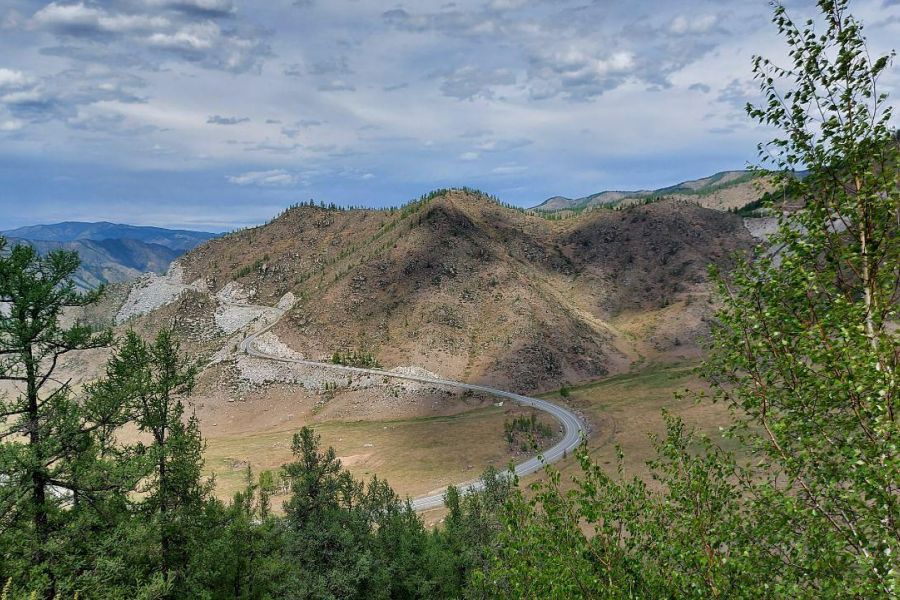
[533,170,765,213]
[2,222,218,289]
[3,222,217,252]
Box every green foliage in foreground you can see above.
[475,1,900,597]
[0,231,514,599]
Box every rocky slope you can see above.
[120,189,756,393]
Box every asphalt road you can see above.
[239,323,587,512]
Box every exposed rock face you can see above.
[116,263,204,324]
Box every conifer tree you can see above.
[0,241,112,593]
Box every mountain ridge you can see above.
[149,188,757,392]
[2,222,219,289]
[2,221,218,252]
[533,170,763,213]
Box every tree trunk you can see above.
[26,345,53,599]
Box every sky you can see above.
[0,0,897,232]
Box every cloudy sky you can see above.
[1,0,897,231]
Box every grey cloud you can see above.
[526,47,636,100]
[317,80,355,92]
[29,1,269,74]
[716,78,756,111]
[207,114,250,125]
[0,68,57,123]
[148,0,236,18]
[40,45,159,70]
[308,56,352,76]
[282,119,324,135]
[244,140,302,154]
[31,3,170,37]
[1,8,24,30]
[382,7,501,38]
[0,66,146,127]
[308,143,337,154]
[66,111,159,136]
[440,66,516,100]
[283,63,304,77]
[459,128,493,138]
[379,2,730,102]
[689,82,711,93]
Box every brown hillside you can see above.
[173,190,753,392]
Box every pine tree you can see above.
[0,240,112,594]
[109,330,208,592]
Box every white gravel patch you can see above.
[216,281,253,304]
[215,304,277,335]
[235,355,380,391]
[252,331,304,360]
[743,217,779,241]
[276,292,297,311]
[116,263,199,324]
[212,281,283,335]
[389,365,443,380]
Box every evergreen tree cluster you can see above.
[0,244,512,597]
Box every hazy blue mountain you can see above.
[2,222,219,289]
[2,221,217,252]
[4,237,183,289]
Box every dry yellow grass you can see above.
[523,362,737,489]
[205,404,559,504]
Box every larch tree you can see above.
[0,240,113,593]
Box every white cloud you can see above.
[30,1,267,73]
[669,14,718,35]
[491,163,527,174]
[0,119,23,131]
[226,169,301,186]
[0,69,33,89]
[32,3,170,33]
[0,68,46,107]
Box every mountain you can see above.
[533,170,768,213]
[2,222,219,289]
[2,221,217,252]
[119,189,756,393]
[5,237,182,290]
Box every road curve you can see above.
[239,324,587,512]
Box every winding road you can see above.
[238,316,587,512]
